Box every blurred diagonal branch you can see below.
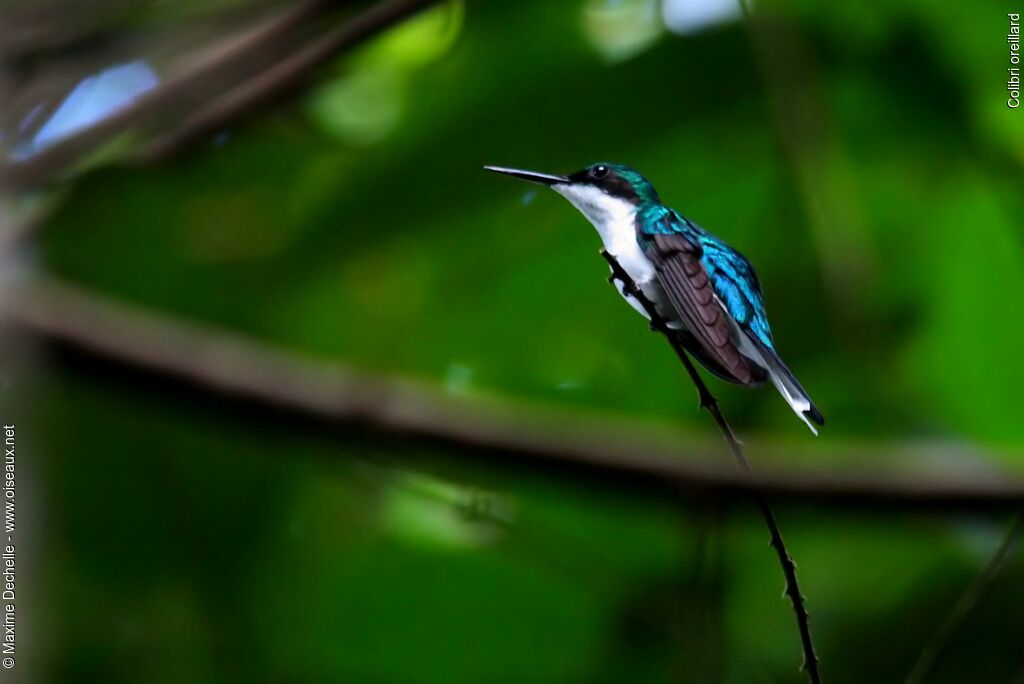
[0,0,441,194]
[3,275,1024,510]
[137,0,444,162]
[1,0,329,192]
[905,513,1024,684]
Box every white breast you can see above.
[553,184,655,284]
[553,183,671,322]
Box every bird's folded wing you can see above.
[647,233,755,385]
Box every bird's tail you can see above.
[746,335,824,435]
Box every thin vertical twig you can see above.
[600,250,822,684]
[904,513,1024,684]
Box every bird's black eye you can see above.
[590,165,609,179]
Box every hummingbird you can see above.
[485,162,824,434]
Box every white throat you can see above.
[553,182,657,297]
[553,184,638,255]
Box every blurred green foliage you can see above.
[15,0,1024,681]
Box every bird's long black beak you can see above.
[484,165,569,186]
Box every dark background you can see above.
[3,0,1024,681]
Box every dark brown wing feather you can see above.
[648,233,758,385]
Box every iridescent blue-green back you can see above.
[635,203,775,349]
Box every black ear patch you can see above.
[566,166,642,204]
[597,173,642,203]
